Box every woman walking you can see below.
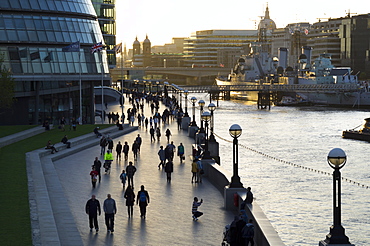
[124,185,135,218]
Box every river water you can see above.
[191,94,370,246]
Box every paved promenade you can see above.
[27,100,236,245]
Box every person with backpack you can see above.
[242,219,255,246]
[158,146,166,169]
[164,160,173,182]
[136,185,150,219]
[126,161,137,188]
[119,170,126,189]
[89,166,99,188]
[93,157,102,183]
[177,143,185,163]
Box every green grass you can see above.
[0,124,112,245]
[0,125,37,138]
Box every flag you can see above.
[30,51,40,60]
[113,43,122,53]
[91,42,103,54]
[62,41,80,52]
[44,52,53,62]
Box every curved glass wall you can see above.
[0,0,110,125]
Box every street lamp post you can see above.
[198,100,205,130]
[320,148,352,245]
[184,90,189,117]
[201,111,212,159]
[190,97,197,126]
[208,103,216,141]
[229,124,243,188]
[156,81,159,94]
[179,90,183,110]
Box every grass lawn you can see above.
[0,125,37,138]
[0,124,112,245]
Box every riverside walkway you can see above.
[26,100,236,245]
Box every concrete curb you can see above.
[0,126,45,148]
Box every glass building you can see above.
[0,0,111,125]
[91,0,116,68]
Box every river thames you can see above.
[195,94,370,246]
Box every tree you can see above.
[0,55,15,110]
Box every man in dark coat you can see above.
[85,195,101,232]
[136,185,150,219]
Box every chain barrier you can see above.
[212,131,370,189]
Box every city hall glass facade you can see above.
[0,0,110,125]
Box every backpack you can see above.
[242,224,254,238]
[139,191,146,202]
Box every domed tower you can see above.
[133,37,141,56]
[142,34,152,67]
[258,5,276,53]
[258,5,276,30]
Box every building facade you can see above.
[91,0,116,68]
[0,0,110,125]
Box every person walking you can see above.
[135,134,142,153]
[242,219,255,246]
[93,157,102,183]
[116,141,122,161]
[157,146,166,169]
[136,185,150,219]
[177,143,185,163]
[100,136,107,156]
[124,185,135,218]
[104,150,113,173]
[132,140,139,160]
[123,141,129,161]
[245,187,253,204]
[156,127,161,141]
[89,166,99,188]
[166,141,176,161]
[191,159,198,183]
[165,128,172,143]
[150,127,155,142]
[192,197,203,221]
[107,136,114,153]
[85,195,101,232]
[103,194,117,233]
[126,161,137,188]
[197,159,204,183]
[164,160,173,182]
[119,170,127,189]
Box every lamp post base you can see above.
[319,225,353,246]
[229,176,243,188]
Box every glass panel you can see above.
[52,63,60,74]
[38,0,48,10]
[57,51,66,62]
[46,32,56,42]
[7,30,18,40]
[11,62,23,73]
[0,30,8,41]
[70,32,77,42]
[34,19,44,29]
[59,62,67,73]
[59,20,67,31]
[51,20,61,31]
[29,0,40,9]
[62,32,71,42]
[54,1,62,11]
[62,1,70,12]
[37,31,47,42]
[67,62,75,73]
[17,30,28,41]
[46,0,56,10]
[25,19,35,29]
[4,18,15,29]
[0,1,10,8]
[9,0,21,9]
[14,18,26,29]
[41,61,51,73]
[28,30,38,41]
[54,31,63,41]
[0,18,4,29]
[8,47,20,61]
[32,62,42,73]
[19,0,31,9]
[43,19,52,30]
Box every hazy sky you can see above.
[115,1,366,46]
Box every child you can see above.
[119,170,127,189]
[192,197,203,221]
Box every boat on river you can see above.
[342,118,370,141]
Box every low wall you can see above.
[202,160,285,246]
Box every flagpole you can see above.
[101,48,104,125]
[120,42,124,117]
[79,41,82,125]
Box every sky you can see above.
[115,1,367,47]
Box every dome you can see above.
[258,6,276,30]
[143,34,150,43]
[133,37,140,45]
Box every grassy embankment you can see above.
[0,124,111,245]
